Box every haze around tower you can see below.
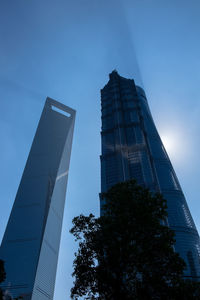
[0,1,200,299]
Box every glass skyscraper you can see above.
[0,98,75,300]
[100,70,200,280]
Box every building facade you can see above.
[100,70,200,280]
[0,98,76,300]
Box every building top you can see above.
[46,97,76,119]
[109,69,119,80]
[101,70,145,96]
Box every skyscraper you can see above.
[0,98,75,300]
[100,70,200,280]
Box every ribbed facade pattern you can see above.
[100,71,200,280]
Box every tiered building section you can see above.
[100,71,200,280]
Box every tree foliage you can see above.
[0,259,6,300]
[70,180,200,299]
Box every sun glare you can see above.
[160,130,186,164]
[161,135,175,153]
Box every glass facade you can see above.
[100,70,200,280]
[0,98,76,299]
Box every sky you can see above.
[0,0,200,299]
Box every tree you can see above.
[70,180,200,299]
[0,259,6,300]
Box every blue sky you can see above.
[0,0,200,299]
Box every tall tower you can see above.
[0,98,76,300]
[100,70,200,280]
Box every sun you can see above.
[160,130,187,165]
[161,134,175,153]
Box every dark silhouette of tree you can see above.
[0,259,6,300]
[70,180,200,299]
